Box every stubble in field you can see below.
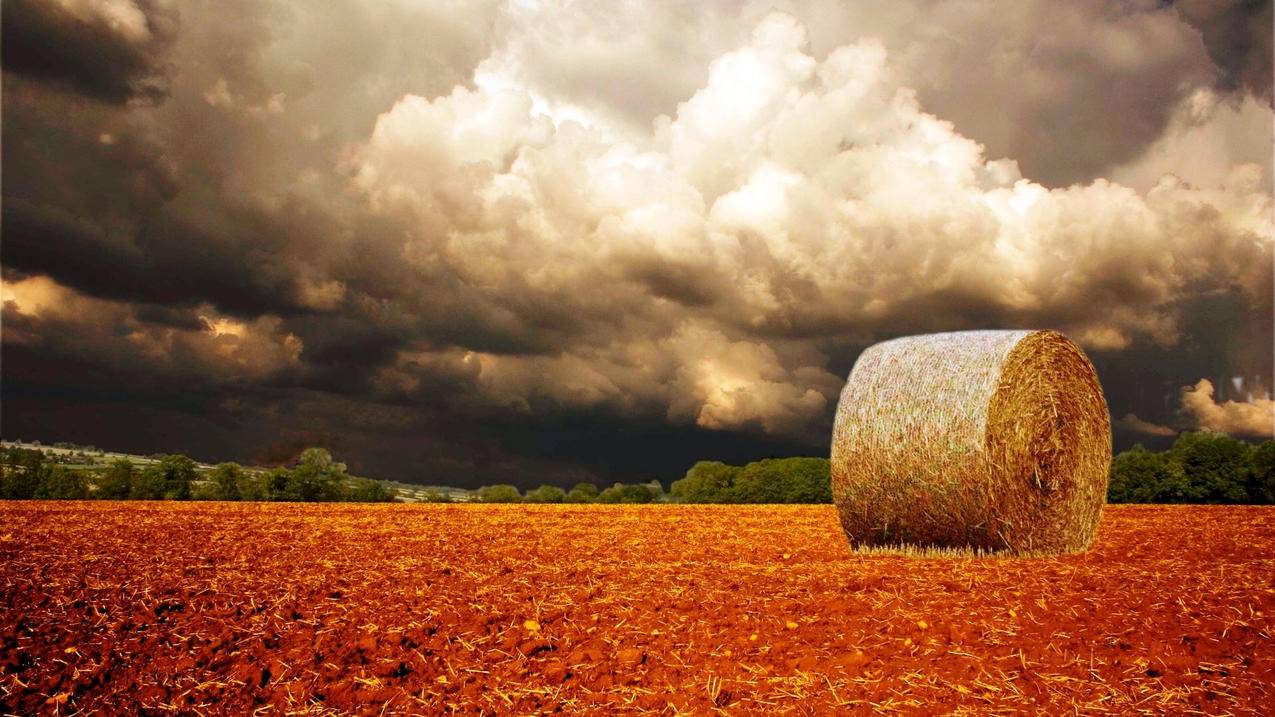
[1,503,1272,714]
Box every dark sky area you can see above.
[2,0,1272,487]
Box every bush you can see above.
[419,490,454,503]
[207,463,245,501]
[1249,441,1275,504]
[238,469,280,502]
[130,465,168,500]
[345,477,397,502]
[190,481,223,501]
[152,454,197,500]
[0,448,45,499]
[286,448,346,502]
[95,460,135,499]
[670,461,738,503]
[669,458,830,503]
[564,482,598,503]
[729,458,830,503]
[476,484,523,503]
[34,466,88,499]
[1165,432,1252,503]
[1108,445,1181,503]
[262,467,292,501]
[1108,436,1274,504]
[597,483,657,504]
[525,485,567,503]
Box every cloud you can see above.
[1111,88,1273,193]
[1178,380,1269,436]
[2,4,1272,484]
[1,0,178,103]
[1179,378,1275,437]
[1115,413,1177,437]
[1,274,304,384]
[1170,0,1273,103]
[353,10,1272,370]
[473,0,1228,186]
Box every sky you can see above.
[2,0,1273,487]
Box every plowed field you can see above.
[2,503,1272,715]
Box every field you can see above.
[2,504,1272,715]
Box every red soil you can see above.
[1,503,1272,715]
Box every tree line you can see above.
[456,480,670,504]
[0,447,395,502]
[4,432,1272,504]
[464,434,1275,505]
[458,457,833,504]
[1108,432,1273,504]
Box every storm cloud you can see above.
[3,1,1271,486]
[1,0,178,103]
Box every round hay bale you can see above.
[830,330,1111,554]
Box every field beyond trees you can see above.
[2,502,1271,714]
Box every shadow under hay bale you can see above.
[830,330,1111,555]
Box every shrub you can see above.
[476,484,523,503]
[151,454,197,500]
[130,465,168,500]
[346,477,397,502]
[525,485,567,503]
[1108,446,1180,503]
[237,470,277,502]
[0,452,44,499]
[1165,432,1252,503]
[564,482,599,503]
[596,483,657,504]
[34,466,88,499]
[729,458,830,503]
[190,481,223,501]
[1249,441,1275,504]
[286,448,346,502]
[96,459,135,499]
[207,463,245,501]
[670,461,738,503]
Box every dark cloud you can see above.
[1170,0,1273,102]
[1,0,178,104]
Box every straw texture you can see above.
[830,330,1111,554]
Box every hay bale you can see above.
[830,330,1110,554]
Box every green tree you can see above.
[264,467,292,500]
[95,459,135,499]
[475,484,523,503]
[525,485,567,503]
[286,448,346,502]
[208,463,245,501]
[236,469,275,501]
[420,489,454,503]
[130,465,167,500]
[597,483,657,504]
[1167,432,1252,503]
[1108,445,1183,503]
[729,458,831,503]
[190,481,222,501]
[34,466,89,499]
[346,477,396,502]
[1246,440,1275,504]
[151,454,197,500]
[670,461,738,502]
[564,482,599,503]
[0,448,45,499]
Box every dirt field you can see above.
[2,503,1272,715]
